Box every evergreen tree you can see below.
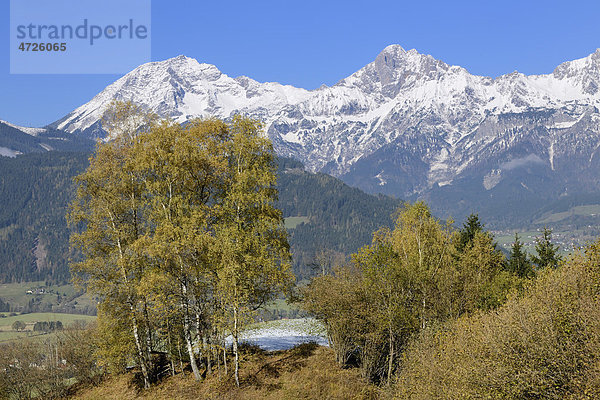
[457,214,485,251]
[531,227,562,270]
[456,231,514,312]
[508,233,534,278]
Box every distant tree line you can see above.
[0,151,90,283]
[277,157,400,280]
[32,321,63,332]
[0,299,10,312]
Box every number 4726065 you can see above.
[18,43,67,51]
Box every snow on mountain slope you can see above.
[55,55,310,136]
[0,120,95,156]
[0,120,46,136]
[52,46,600,202]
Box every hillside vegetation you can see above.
[277,157,400,280]
[0,153,399,287]
[2,108,599,400]
[396,240,600,399]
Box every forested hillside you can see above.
[277,157,401,280]
[0,152,90,282]
[0,122,94,155]
[0,152,400,284]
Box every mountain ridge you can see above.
[49,46,600,186]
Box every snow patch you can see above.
[49,47,600,187]
[483,169,502,190]
[0,147,19,157]
[375,170,387,186]
[225,318,328,351]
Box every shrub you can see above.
[395,240,600,399]
[0,322,101,399]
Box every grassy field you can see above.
[0,330,66,342]
[0,280,96,314]
[0,330,31,342]
[535,204,600,224]
[264,298,296,312]
[259,297,303,321]
[284,216,309,229]
[0,312,96,343]
[0,312,96,326]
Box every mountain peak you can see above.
[551,49,600,94]
[342,45,450,96]
[142,54,200,68]
[375,44,411,67]
[121,56,224,88]
[0,119,46,136]
[380,44,407,56]
[52,47,600,187]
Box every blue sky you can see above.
[1,0,600,127]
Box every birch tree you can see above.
[133,119,230,381]
[215,116,293,386]
[68,103,156,388]
[70,106,293,387]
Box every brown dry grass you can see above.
[71,343,380,400]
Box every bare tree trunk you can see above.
[214,344,219,375]
[166,318,176,377]
[143,299,153,352]
[111,219,151,388]
[233,306,240,387]
[181,281,201,381]
[177,335,184,374]
[142,298,153,378]
[223,345,228,375]
[387,325,394,386]
[131,308,151,389]
[205,335,212,374]
[422,297,426,330]
[195,310,202,341]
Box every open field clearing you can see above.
[0,312,96,343]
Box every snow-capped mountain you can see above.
[51,45,600,217]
